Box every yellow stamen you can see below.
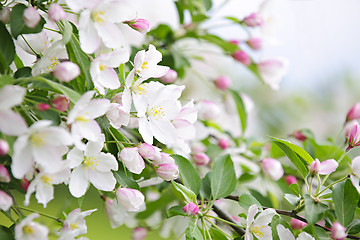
[134,84,148,95]
[83,157,99,170]
[148,105,165,119]
[30,132,46,147]
[91,10,106,24]
[46,57,59,71]
[250,226,265,237]
[75,115,89,123]
[70,223,79,230]
[41,175,53,185]
[99,64,107,71]
[23,225,34,234]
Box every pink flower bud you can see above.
[137,143,161,160]
[309,159,338,175]
[116,188,145,212]
[193,153,210,166]
[132,227,147,240]
[52,95,69,112]
[331,222,346,240]
[290,218,307,230]
[232,50,251,66]
[0,190,13,211]
[37,103,50,111]
[183,202,199,216]
[160,69,178,83]
[247,37,262,50]
[20,178,30,192]
[214,75,231,90]
[48,3,66,22]
[243,12,264,27]
[285,175,297,185]
[0,139,9,156]
[262,158,284,181]
[197,100,221,121]
[126,18,150,34]
[0,164,10,183]
[218,138,229,149]
[53,61,80,82]
[346,103,360,122]
[347,123,360,150]
[309,159,321,174]
[229,39,241,45]
[153,152,175,166]
[0,7,10,24]
[156,163,179,181]
[293,130,307,141]
[23,7,40,28]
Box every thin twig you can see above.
[212,203,245,236]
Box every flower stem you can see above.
[315,176,348,197]
[204,214,240,227]
[16,206,63,223]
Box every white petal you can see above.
[84,99,110,119]
[32,146,63,173]
[69,166,89,198]
[120,148,145,174]
[247,205,258,225]
[11,137,34,179]
[151,119,178,145]
[79,11,101,54]
[98,67,120,89]
[97,50,130,68]
[95,22,124,50]
[277,224,295,240]
[298,232,315,240]
[72,120,101,142]
[318,159,338,175]
[138,118,153,145]
[352,156,360,177]
[95,153,118,172]
[101,2,135,23]
[0,110,28,136]
[0,85,26,110]
[85,134,105,157]
[35,181,54,207]
[68,91,96,124]
[253,208,276,227]
[88,170,116,191]
[41,127,73,146]
[24,178,37,206]
[66,147,84,169]
[350,175,360,194]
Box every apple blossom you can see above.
[191,142,207,154]
[247,38,263,50]
[155,163,179,181]
[120,147,145,174]
[160,69,178,83]
[48,3,66,22]
[67,91,110,149]
[183,202,199,216]
[0,164,10,182]
[59,208,97,240]
[23,7,41,28]
[309,159,338,175]
[243,12,264,27]
[0,140,9,156]
[197,100,221,121]
[20,178,30,192]
[16,31,49,56]
[290,218,307,230]
[0,7,10,24]
[0,85,28,136]
[277,224,314,240]
[239,204,275,240]
[232,50,251,66]
[152,152,175,166]
[67,134,118,198]
[15,213,49,240]
[11,120,73,179]
[52,95,69,112]
[257,57,289,90]
[53,61,81,82]
[137,143,161,160]
[132,227,147,240]
[126,18,150,34]
[106,103,130,129]
[0,190,13,211]
[193,153,210,166]
[214,75,231,90]
[104,198,128,228]
[285,176,298,186]
[24,167,70,207]
[218,138,229,149]
[116,188,145,212]
[347,123,360,150]
[262,158,284,181]
[37,103,50,111]
[346,103,360,122]
[350,156,360,193]
[330,222,346,240]
[90,50,129,94]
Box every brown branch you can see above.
[226,195,360,240]
[212,203,245,236]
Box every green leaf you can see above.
[113,165,139,190]
[271,215,293,240]
[0,75,14,88]
[199,34,238,53]
[60,20,73,45]
[201,0,212,11]
[200,172,211,199]
[0,22,15,74]
[289,183,300,196]
[10,4,46,39]
[167,205,187,218]
[172,181,197,203]
[304,194,328,225]
[186,221,204,240]
[173,154,201,195]
[270,137,312,178]
[332,179,359,226]
[284,194,300,206]
[209,228,227,240]
[238,194,262,209]
[347,219,360,234]
[229,89,247,134]
[211,154,236,199]
[14,67,32,79]
[0,225,13,240]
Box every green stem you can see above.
[16,206,63,223]
[20,35,40,58]
[205,218,233,239]
[107,128,125,149]
[315,176,348,197]
[205,214,240,227]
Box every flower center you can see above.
[30,132,46,147]
[41,175,53,185]
[75,115,89,123]
[23,225,34,234]
[99,64,107,71]
[46,57,59,71]
[83,156,99,170]
[70,223,79,230]
[250,226,265,237]
[134,84,148,95]
[147,105,165,120]
[141,61,148,70]
[91,10,106,24]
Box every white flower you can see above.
[257,57,289,90]
[16,31,49,56]
[15,213,49,240]
[67,134,118,198]
[350,156,360,193]
[104,198,128,228]
[65,0,136,53]
[67,91,110,150]
[0,190,13,211]
[53,61,80,82]
[119,147,145,174]
[106,103,130,129]
[116,188,145,212]
[277,224,314,240]
[0,85,28,136]
[90,50,129,94]
[59,208,96,240]
[11,120,73,179]
[240,204,276,240]
[24,167,70,207]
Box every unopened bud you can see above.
[197,100,221,121]
[193,153,210,166]
[0,7,10,24]
[346,103,360,122]
[126,18,150,34]
[232,50,251,66]
[309,159,338,175]
[137,143,161,160]
[347,123,360,150]
[23,7,41,28]
[217,138,229,149]
[0,190,13,211]
[243,12,264,27]
[160,69,178,83]
[153,152,175,165]
[293,130,307,141]
[132,227,147,240]
[247,37,262,50]
[53,61,80,82]
[20,178,30,191]
[331,222,346,240]
[183,202,199,216]
[214,76,231,90]
[48,3,66,22]
[0,164,10,183]
[229,39,241,45]
[37,103,50,111]
[0,139,9,156]
[284,175,297,185]
[116,188,145,212]
[290,218,307,230]
[262,158,284,181]
[52,95,69,112]
[155,163,179,181]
